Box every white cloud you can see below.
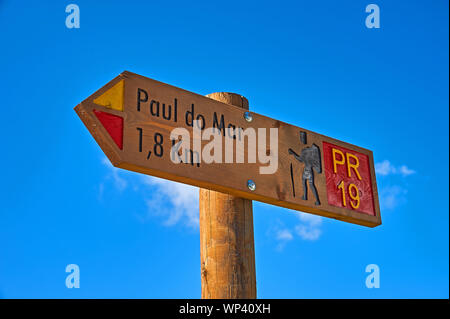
[142,176,199,228]
[101,157,127,191]
[295,225,321,241]
[375,160,415,211]
[276,229,293,241]
[379,185,407,210]
[375,160,415,177]
[298,212,322,226]
[271,226,294,251]
[375,160,396,176]
[100,156,199,228]
[399,165,415,177]
[270,212,323,250]
[295,212,323,241]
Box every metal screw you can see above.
[244,111,253,122]
[247,179,256,191]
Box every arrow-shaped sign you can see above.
[75,71,381,227]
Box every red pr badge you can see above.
[323,142,376,216]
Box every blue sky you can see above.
[0,0,448,298]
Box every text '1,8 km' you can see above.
[75,71,381,227]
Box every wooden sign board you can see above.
[75,71,381,227]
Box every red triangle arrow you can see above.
[93,110,123,150]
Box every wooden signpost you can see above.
[75,70,381,298]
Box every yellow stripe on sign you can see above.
[93,80,124,111]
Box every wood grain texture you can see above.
[200,93,256,299]
[74,71,381,227]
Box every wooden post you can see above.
[199,92,257,299]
